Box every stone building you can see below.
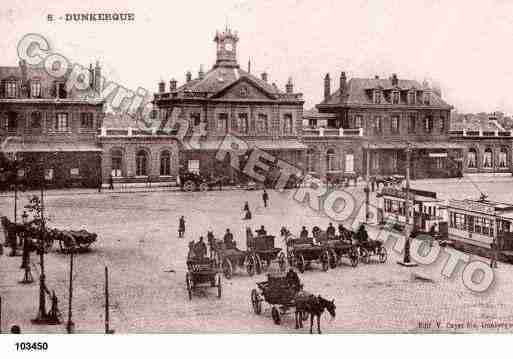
[449,115,513,174]
[307,72,465,180]
[152,28,305,183]
[98,113,180,185]
[0,60,104,188]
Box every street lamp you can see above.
[398,142,417,267]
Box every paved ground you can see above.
[2,175,513,333]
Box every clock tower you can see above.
[214,28,239,68]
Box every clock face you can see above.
[225,43,233,51]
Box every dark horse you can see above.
[295,293,336,334]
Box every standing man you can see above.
[178,216,186,238]
[108,174,114,190]
[262,190,269,208]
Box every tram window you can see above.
[452,212,465,230]
[474,217,482,234]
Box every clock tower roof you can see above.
[213,28,239,68]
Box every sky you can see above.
[1,0,513,113]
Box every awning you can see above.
[182,138,307,151]
[2,142,102,153]
[364,141,466,150]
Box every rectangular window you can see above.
[391,116,399,134]
[257,113,268,133]
[30,112,42,128]
[408,114,416,134]
[392,91,400,104]
[373,90,381,104]
[217,113,228,133]
[283,113,293,134]
[188,160,200,175]
[55,113,69,132]
[439,116,445,133]
[372,152,379,170]
[308,118,317,129]
[30,82,41,98]
[190,112,201,127]
[80,113,94,129]
[408,91,416,105]
[5,82,17,98]
[354,115,363,129]
[374,116,382,134]
[238,113,249,134]
[424,116,433,133]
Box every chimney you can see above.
[19,59,27,83]
[261,72,268,82]
[391,73,398,86]
[286,77,293,94]
[198,65,204,80]
[324,73,331,101]
[248,58,251,74]
[94,61,101,94]
[158,80,165,93]
[339,71,347,93]
[186,70,192,83]
[169,78,177,91]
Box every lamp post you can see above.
[398,143,417,267]
[365,143,371,223]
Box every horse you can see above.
[294,293,336,334]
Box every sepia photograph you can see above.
[1,1,513,351]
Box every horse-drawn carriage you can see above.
[185,257,222,300]
[1,216,97,253]
[251,272,336,333]
[246,228,286,273]
[210,236,258,279]
[312,227,359,268]
[280,227,330,273]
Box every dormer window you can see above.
[373,89,382,104]
[423,91,430,105]
[392,90,400,104]
[30,81,41,98]
[5,81,17,98]
[55,82,67,99]
[407,90,416,105]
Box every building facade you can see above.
[152,28,305,184]
[307,72,465,180]
[0,60,104,188]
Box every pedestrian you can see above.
[262,190,269,208]
[108,174,114,190]
[243,201,250,212]
[371,178,375,192]
[178,216,185,238]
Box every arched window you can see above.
[499,147,508,168]
[326,149,337,172]
[483,148,493,169]
[307,148,316,173]
[467,148,477,168]
[160,150,171,176]
[136,150,149,176]
[111,149,123,177]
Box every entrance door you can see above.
[345,153,354,173]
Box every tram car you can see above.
[377,187,447,239]
[446,198,513,261]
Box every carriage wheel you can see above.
[246,255,256,276]
[183,180,195,192]
[222,258,233,279]
[278,252,287,272]
[186,273,192,300]
[271,306,281,325]
[217,275,222,298]
[328,248,338,269]
[350,249,359,267]
[199,182,209,192]
[360,248,371,264]
[378,246,387,263]
[321,251,329,272]
[251,289,262,314]
[297,254,305,273]
[254,254,262,275]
